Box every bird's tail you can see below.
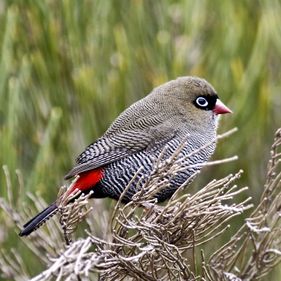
[19,202,58,236]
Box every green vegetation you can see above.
[0,0,280,280]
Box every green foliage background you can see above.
[0,0,281,279]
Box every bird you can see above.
[19,76,232,237]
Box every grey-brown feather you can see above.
[64,76,219,202]
[20,77,222,237]
[65,96,180,179]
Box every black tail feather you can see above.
[19,202,58,236]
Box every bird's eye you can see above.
[195,97,209,108]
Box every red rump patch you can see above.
[70,168,104,192]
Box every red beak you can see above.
[213,99,232,114]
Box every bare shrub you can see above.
[0,128,281,281]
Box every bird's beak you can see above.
[213,99,232,114]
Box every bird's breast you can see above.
[99,133,216,202]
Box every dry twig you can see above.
[1,128,281,281]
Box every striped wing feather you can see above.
[64,95,178,180]
[64,126,175,179]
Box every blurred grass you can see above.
[0,0,281,279]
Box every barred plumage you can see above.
[19,76,231,236]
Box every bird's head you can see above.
[157,76,232,132]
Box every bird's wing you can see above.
[64,125,176,179]
[64,94,180,180]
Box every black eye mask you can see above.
[193,94,219,111]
